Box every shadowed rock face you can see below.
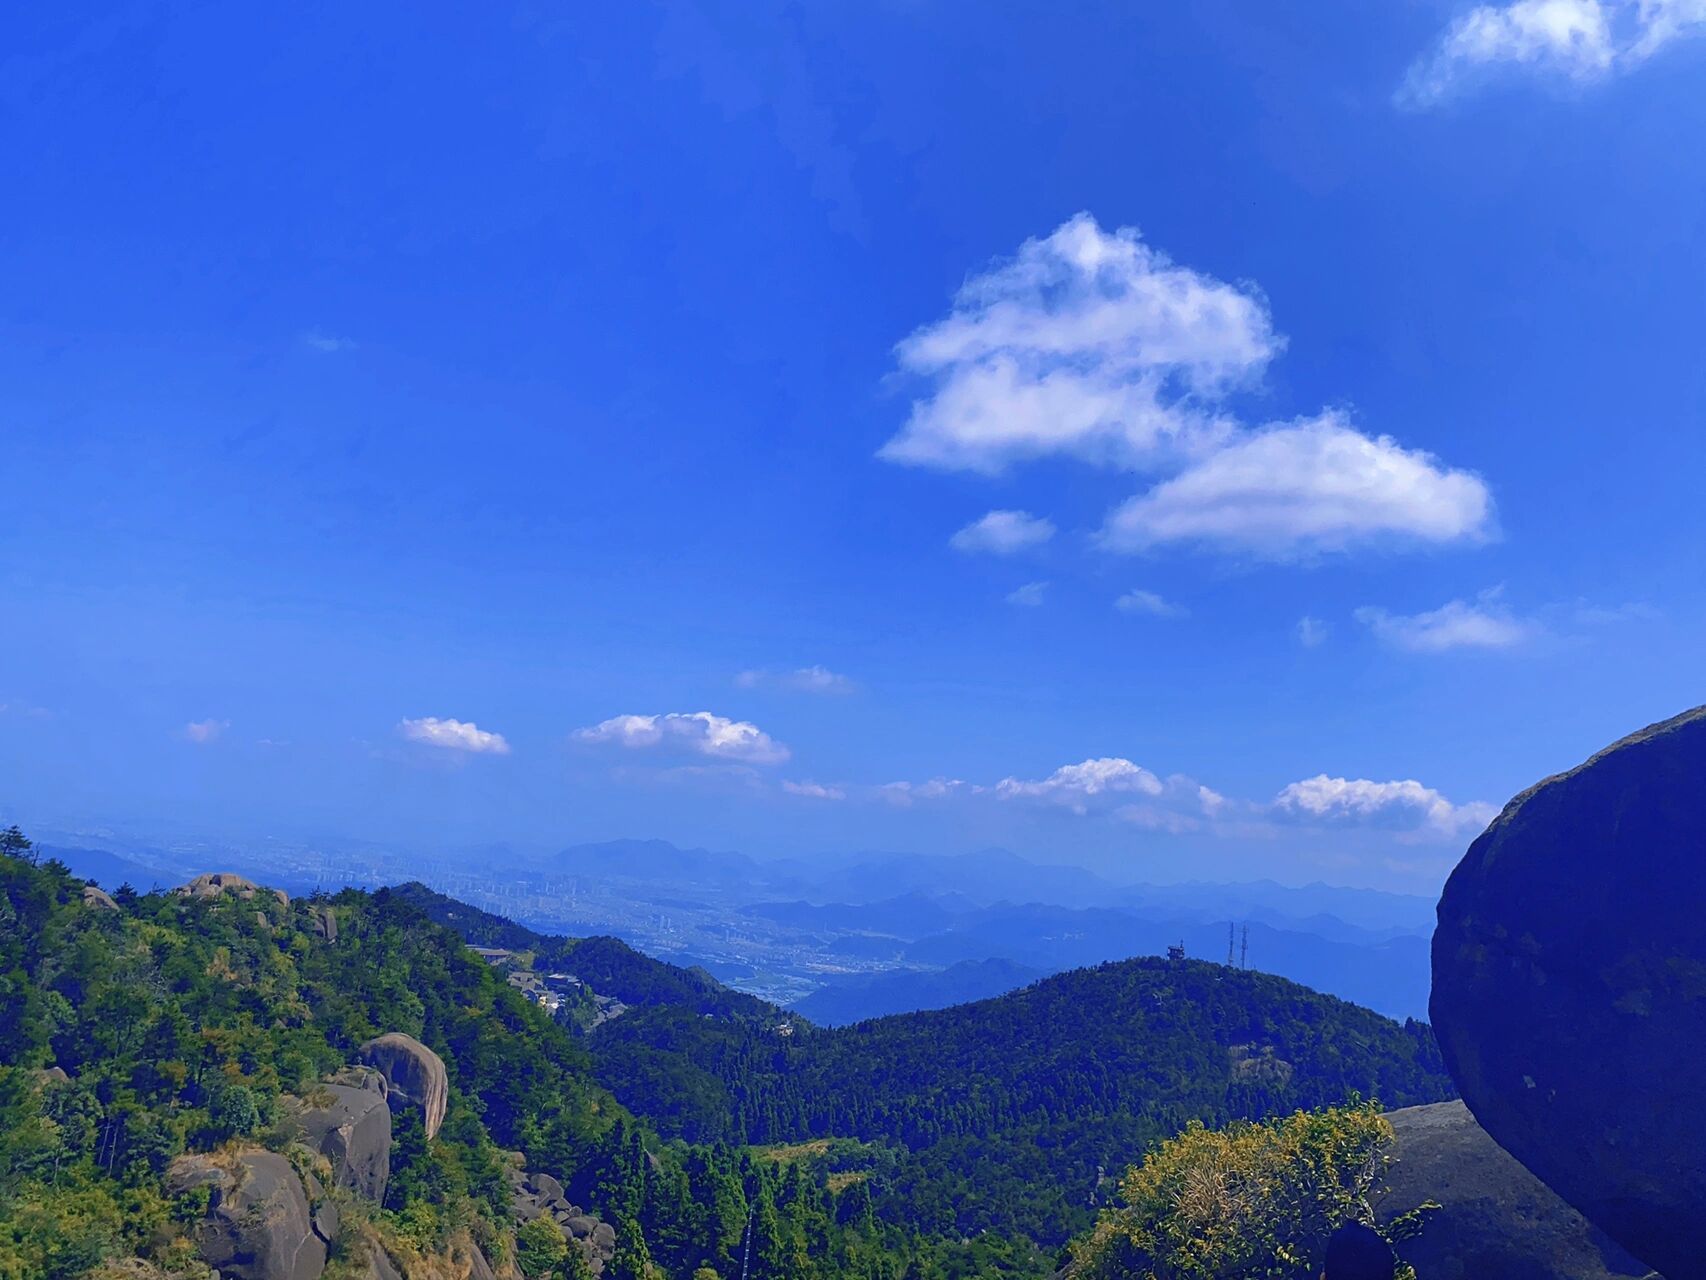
[1378,1102,1654,1280]
[358,1031,449,1140]
[1432,706,1706,1280]
[291,1083,392,1203]
[167,1150,326,1280]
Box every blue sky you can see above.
[3,0,1704,890]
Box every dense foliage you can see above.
[0,834,1043,1280]
[1067,1102,1433,1280]
[587,960,1453,1243]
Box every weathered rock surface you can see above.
[358,1032,449,1140]
[167,1150,326,1280]
[287,1083,392,1203]
[590,1222,615,1257]
[175,873,290,908]
[1432,706,1706,1280]
[82,883,118,910]
[307,904,338,942]
[1377,1102,1654,1280]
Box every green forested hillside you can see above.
[0,833,1035,1280]
[400,874,1454,1247]
[587,960,1453,1243]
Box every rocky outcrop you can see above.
[1376,1102,1653,1280]
[168,1150,326,1280]
[503,1161,613,1273]
[287,1083,392,1203]
[358,1032,449,1140]
[1432,706,1706,1280]
[82,884,118,910]
[307,904,338,942]
[175,873,289,908]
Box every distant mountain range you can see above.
[792,957,1046,1025]
[38,831,1441,1021]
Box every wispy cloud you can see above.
[302,329,357,353]
[182,718,230,745]
[1296,616,1330,648]
[575,711,789,765]
[1115,588,1186,618]
[1399,0,1706,106]
[883,214,1493,560]
[736,666,856,694]
[1005,581,1049,607]
[1356,589,1532,652]
[781,779,846,800]
[398,716,512,755]
[1275,775,1498,837]
[950,509,1057,554]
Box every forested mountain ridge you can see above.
[0,836,1029,1280]
[387,881,776,1021]
[588,956,1455,1243]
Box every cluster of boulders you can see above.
[507,1165,616,1274]
[175,873,290,908]
[166,1025,609,1280]
[1427,706,1706,1280]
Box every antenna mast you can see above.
[1240,924,1248,970]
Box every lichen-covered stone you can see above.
[1432,706,1706,1280]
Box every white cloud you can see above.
[1400,0,1706,105]
[781,779,847,800]
[398,716,511,755]
[1115,588,1186,618]
[183,718,230,745]
[1275,775,1498,837]
[881,212,1274,474]
[882,215,1494,561]
[1356,590,1532,652]
[996,757,1165,812]
[1005,581,1049,607]
[575,711,789,765]
[1297,616,1330,647]
[878,777,982,806]
[302,329,357,353]
[950,509,1057,554]
[1101,415,1493,558]
[736,666,855,694]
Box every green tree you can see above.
[0,825,34,865]
[609,1214,655,1280]
[1068,1102,1431,1280]
[515,1217,570,1280]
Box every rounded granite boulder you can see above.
[288,1082,393,1203]
[167,1149,326,1280]
[1432,706,1706,1280]
[357,1031,449,1140]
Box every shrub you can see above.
[1068,1101,1428,1280]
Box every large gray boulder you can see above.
[288,1083,392,1203]
[1432,706,1706,1280]
[358,1032,449,1140]
[1377,1102,1653,1280]
[168,1150,326,1280]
